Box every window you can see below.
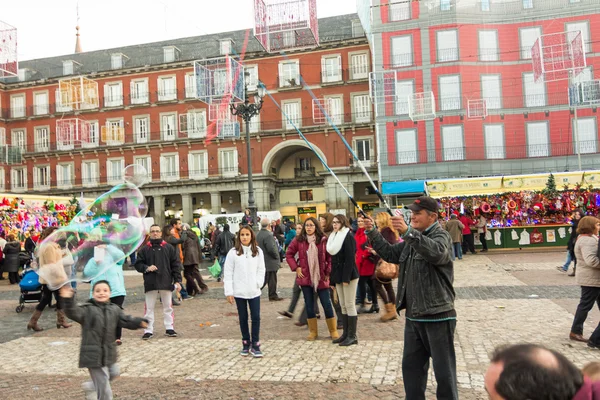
[299,158,311,170]
[11,167,26,191]
[180,111,207,138]
[0,168,4,190]
[395,129,417,164]
[34,127,50,152]
[56,163,73,188]
[570,0,581,2]
[133,156,152,181]
[522,0,533,9]
[479,30,498,61]
[219,149,238,177]
[566,21,591,53]
[350,53,369,80]
[395,80,414,115]
[83,121,99,148]
[33,165,50,190]
[219,39,233,55]
[133,116,149,143]
[283,101,301,130]
[300,190,314,201]
[523,72,546,107]
[353,94,371,123]
[355,138,373,165]
[18,69,25,81]
[11,129,26,152]
[161,114,177,140]
[163,46,179,63]
[56,89,72,112]
[389,0,410,21]
[574,117,597,154]
[249,114,261,134]
[158,76,177,101]
[245,65,259,91]
[107,158,125,184]
[111,54,123,69]
[481,75,502,110]
[484,124,505,159]
[185,73,196,98]
[279,60,300,87]
[324,96,343,125]
[104,82,123,107]
[217,121,240,139]
[130,79,149,104]
[481,0,490,11]
[34,92,49,115]
[282,31,295,48]
[0,128,5,145]
[439,75,461,111]
[10,94,25,118]
[102,119,124,145]
[160,154,179,181]
[81,160,99,186]
[63,60,74,75]
[526,122,549,157]
[352,20,365,38]
[188,152,208,179]
[440,0,451,11]
[437,30,459,62]
[441,125,465,161]
[322,55,342,83]
[391,35,412,67]
[520,27,542,59]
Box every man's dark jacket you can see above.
[367,223,455,318]
[214,230,235,257]
[135,239,182,292]
[256,229,281,272]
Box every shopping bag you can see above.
[208,259,222,278]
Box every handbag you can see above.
[375,259,399,281]
[208,259,222,278]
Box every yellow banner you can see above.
[583,171,600,188]
[427,177,503,198]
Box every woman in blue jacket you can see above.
[284,223,297,251]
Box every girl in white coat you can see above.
[224,226,266,358]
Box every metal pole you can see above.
[245,118,258,231]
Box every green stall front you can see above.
[475,225,571,250]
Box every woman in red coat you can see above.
[286,217,339,341]
[355,216,379,314]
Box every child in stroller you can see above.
[16,267,42,313]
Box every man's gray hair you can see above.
[261,218,271,228]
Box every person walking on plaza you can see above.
[373,212,399,322]
[163,223,192,302]
[224,225,266,357]
[355,216,379,314]
[445,214,464,260]
[284,223,297,251]
[3,234,21,284]
[286,217,339,341]
[569,216,600,346]
[327,214,359,347]
[59,282,147,400]
[214,224,235,282]
[319,212,343,329]
[477,214,489,253]
[559,209,583,276]
[257,218,284,301]
[365,196,458,400]
[459,212,476,255]
[135,224,182,339]
[181,223,208,296]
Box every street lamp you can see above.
[230,78,266,231]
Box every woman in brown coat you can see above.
[182,224,208,296]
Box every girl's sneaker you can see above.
[250,343,263,358]
[240,340,250,356]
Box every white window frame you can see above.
[519,26,542,59]
[321,54,342,83]
[478,30,499,61]
[83,121,100,149]
[11,129,26,152]
[219,39,233,55]
[133,156,152,182]
[248,113,261,134]
[104,81,123,107]
[391,35,412,68]
[349,52,369,81]
[111,54,123,70]
[441,125,465,161]
[279,60,300,88]
[219,148,238,178]
[107,158,125,185]
[104,119,125,146]
[33,164,51,190]
[439,75,461,111]
[0,128,5,146]
[574,117,597,154]
[395,129,418,164]
[180,110,207,139]
[566,21,591,53]
[395,79,414,115]
[352,93,371,123]
[188,151,209,179]
[282,100,302,130]
[0,167,4,190]
[158,76,177,101]
[63,60,74,76]
[437,30,459,62]
[163,46,179,63]
[130,78,149,104]
[160,153,180,181]
[526,121,550,157]
[33,91,49,116]
[133,115,150,143]
[481,74,502,110]
[56,89,72,112]
[389,0,411,21]
[161,112,178,140]
[185,72,196,98]
[10,94,25,118]
[34,126,50,153]
[484,124,505,159]
[245,65,259,92]
[11,167,27,192]
[323,95,344,125]
[56,162,74,189]
[522,0,533,9]
[354,137,374,167]
[352,20,365,38]
[523,72,546,107]
[81,160,99,187]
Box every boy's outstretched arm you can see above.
[118,310,148,330]
[59,286,85,324]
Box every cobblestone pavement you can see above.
[0,250,598,399]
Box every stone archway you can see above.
[261,139,328,176]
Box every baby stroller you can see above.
[200,238,214,261]
[16,267,42,313]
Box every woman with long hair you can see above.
[374,212,399,322]
[286,217,339,341]
[224,226,266,357]
[319,212,343,329]
[355,216,379,314]
[319,213,334,237]
[327,214,359,346]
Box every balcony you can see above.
[294,167,316,178]
[437,48,459,63]
[390,53,413,69]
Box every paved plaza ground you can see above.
[0,249,598,399]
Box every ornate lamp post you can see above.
[230,79,266,231]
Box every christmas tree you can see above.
[542,173,560,199]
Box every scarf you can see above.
[326,227,349,256]
[306,235,320,292]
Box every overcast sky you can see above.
[4,0,357,61]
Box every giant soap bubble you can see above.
[34,165,152,291]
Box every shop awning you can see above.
[427,176,503,198]
[382,180,426,196]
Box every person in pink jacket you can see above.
[355,216,379,314]
[286,217,339,341]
